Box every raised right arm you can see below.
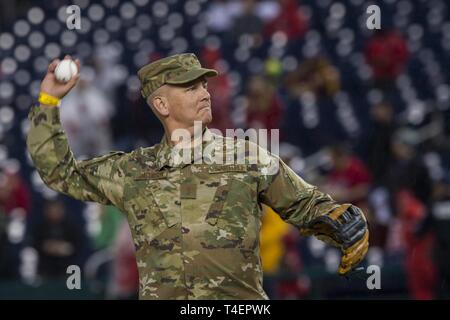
[26,56,127,211]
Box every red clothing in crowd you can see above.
[328,156,372,205]
[365,31,409,80]
[0,172,30,215]
[111,221,139,298]
[264,0,308,40]
[246,94,283,132]
[397,190,436,300]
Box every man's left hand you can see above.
[300,204,369,275]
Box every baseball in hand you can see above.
[54,59,78,83]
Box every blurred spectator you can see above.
[107,220,139,300]
[245,75,284,131]
[387,129,433,208]
[0,168,30,217]
[60,67,114,158]
[365,29,409,89]
[396,190,436,299]
[200,46,233,133]
[364,102,396,187]
[363,103,397,247]
[416,179,450,298]
[276,230,310,299]
[231,0,264,47]
[31,200,83,278]
[206,0,243,34]
[91,47,123,98]
[385,129,436,298]
[264,0,308,40]
[0,164,30,280]
[283,56,341,153]
[322,144,372,207]
[284,56,341,98]
[429,180,450,298]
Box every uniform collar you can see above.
[155,126,216,170]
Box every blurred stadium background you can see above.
[0,0,449,299]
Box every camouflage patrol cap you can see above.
[138,53,218,99]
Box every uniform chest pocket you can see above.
[204,164,256,227]
[125,171,177,247]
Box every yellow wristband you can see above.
[38,92,61,107]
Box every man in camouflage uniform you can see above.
[27,53,369,300]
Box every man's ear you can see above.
[150,95,170,117]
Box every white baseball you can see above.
[54,59,78,83]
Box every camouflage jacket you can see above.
[26,105,339,300]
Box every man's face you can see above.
[164,77,212,127]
